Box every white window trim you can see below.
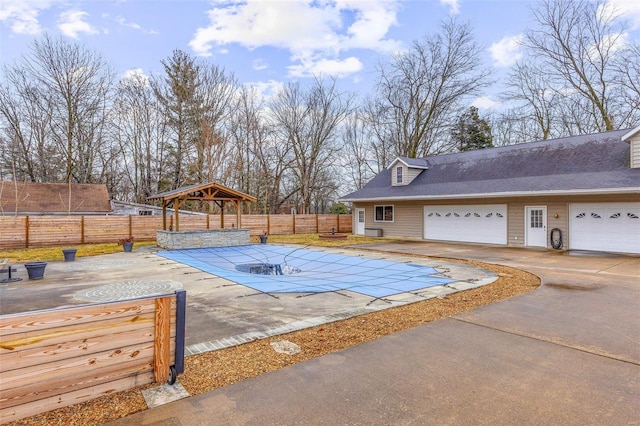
[396,166,403,184]
[374,205,394,222]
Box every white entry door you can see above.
[526,206,547,247]
[355,208,365,235]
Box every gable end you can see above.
[622,125,640,168]
[389,158,428,186]
[630,139,640,168]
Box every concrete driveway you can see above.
[110,241,640,425]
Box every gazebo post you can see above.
[236,200,241,229]
[174,200,180,231]
[162,201,167,231]
[220,201,225,229]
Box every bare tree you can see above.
[524,0,629,132]
[270,77,353,214]
[227,86,290,213]
[111,72,171,202]
[0,66,58,182]
[502,62,560,140]
[487,110,534,147]
[369,19,491,159]
[27,35,114,183]
[341,111,378,191]
[193,64,237,183]
[613,42,640,126]
[1,36,112,184]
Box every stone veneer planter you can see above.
[156,229,250,250]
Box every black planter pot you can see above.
[122,242,134,252]
[62,248,77,261]
[260,236,268,244]
[25,262,47,280]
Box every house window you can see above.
[375,205,394,222]
[396,166,403,184]
[138,210,153,216]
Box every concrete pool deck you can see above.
[0,243,496,353]
[109,241,640,425]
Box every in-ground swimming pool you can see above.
[157,245,455,298]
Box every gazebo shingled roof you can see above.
[147,182,256,231]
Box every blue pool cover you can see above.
[157,245,455,298]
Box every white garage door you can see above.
[424,205,507,245]
[569,203,640,254]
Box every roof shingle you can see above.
[0,182,112,215]
[341,129,640,201]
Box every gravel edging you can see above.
[7,259,540,426]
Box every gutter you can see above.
[339,187,640,203]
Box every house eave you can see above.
[339,187,640,203]
[387,157,429,170]
[621,125,640,141]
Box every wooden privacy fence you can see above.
[0,290,186,424]
[0,214,352,249]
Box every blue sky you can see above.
[1,0,639,109]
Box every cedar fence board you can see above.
[0,214,352,249]
[0,293,181,424]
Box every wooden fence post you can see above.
[315,214,319,233]
[25,216,29,248]
[81,216,85,244]
[153,296,171,384]
[267,214,270,235]
[129,215,133,239]
[292,214,296,234]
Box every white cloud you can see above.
[189,0,401,78]
[602,0,640,29]
[288,56,363,78]
[115,16,158,34]
[121,68,150,85]
[0,0,57,35]
[244,79,285,101]
[58,9,97,38]
[489,34,523,68]
[472,96,500,110]
[440,0,460,15]
[252,59,269,71]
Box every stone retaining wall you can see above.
[157,229,250,249]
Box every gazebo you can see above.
[147,182,257,249]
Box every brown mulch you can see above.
[7,259,540,425]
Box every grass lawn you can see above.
[0,234,396,263]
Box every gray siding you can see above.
[507,202,525,248]
[631,137,640,168]
[391,164,406,186]
[391,164,424,186]
[406,168,423,184]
